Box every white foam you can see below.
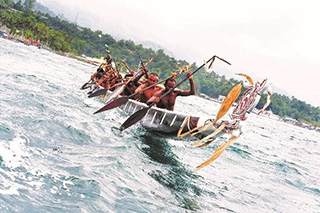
[0,135,45,194]
[0,136,29,169]
[0,185,20,195]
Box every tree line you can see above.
[1,1,319,127]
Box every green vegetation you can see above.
[0,0,14,8]
[257,94,320,126]
[1,1,320,126]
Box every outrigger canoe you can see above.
[116,97,200,134]
[97,90,204,134]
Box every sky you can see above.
[38,0,320,107]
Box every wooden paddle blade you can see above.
[82,84,92,90]
[119,107,150,131]
[88,88,107,98]
[81,80,92,90]
[236,73,254,85]
[215,83,242,122]
[104,85,125,104]
[94,96,129,114]
[81,83,89,90]
[145,58,153,66]
[194,135,241,171]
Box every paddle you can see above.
[121,59,132,71]
[88,80,123,98]
[80,79,93,90]
[82,82,95,90]
[135,52,147,76]
[236,73,254,85]
[88,88,107,98]
[119,56,223,131]
[103,84,126,104]
[93,65,189,113]
[88,60,139,100]
[214,83,242,122]
[129,50,153,77]
[92,54,149,105]
[100,66,145,105]
[93,72,181,114]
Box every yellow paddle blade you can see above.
[127,48,134,54]
[105,44,111,54]
[191,123,226,147]
[204,59,208,73]
[194,134,241,171]
[100,93,106,99]
[145,58,154,66]
[121,60,131,71]
[177,65,192,74]
[185,65,192,73]
[236,73,254,85]
[215,83,242,122]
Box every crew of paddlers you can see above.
[81,47,272,171]
[86,54,195,111]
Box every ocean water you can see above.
[0,38,319,213]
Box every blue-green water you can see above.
[0,38,319,212]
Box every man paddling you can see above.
[95,67,117,88]
[121,73,141,99]
[118,56,230,132]
[121,66,148,96]
[135,71,163,103]
[90,67,104,82]
[147,72,195,111]
[90,57,114,85]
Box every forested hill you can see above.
[1,0,320,127]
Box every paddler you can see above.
[147,72,195,111]
[95,68,115,89]
[134,67,163,103]
[121,73,139,98]
[90,55,113,82]
[91,67,104,81]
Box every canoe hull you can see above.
[120,99,199,134]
